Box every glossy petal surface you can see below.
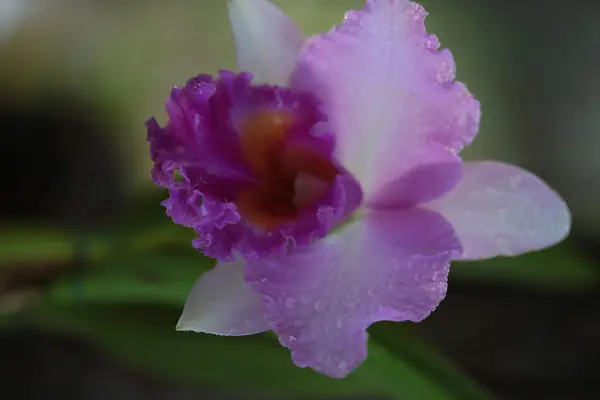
[228,0,305,85]
[177,259,270,336]
[292,0,480,202]
[426,161,571,260]
[245,208,461,377]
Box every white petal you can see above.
[228,0,304,85]
[426,161,571,260]
[177,259,270,335]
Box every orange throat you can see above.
[236,110,340,230]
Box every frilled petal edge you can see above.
[292,0,480,201]
[245,207,461,377]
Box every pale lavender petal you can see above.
[228,0,305,85]
[245,208,461,378]
[292,0,480,202]
[366,158,462,209]
[177,259,270,336]
[426,161,571,260]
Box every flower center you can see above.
[236,110,339,230]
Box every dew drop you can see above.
[509,174,525,190]
[314,300,326,312]
[338,361,349,371]
[344,11,358,22]
[485,186,502,196]
[495,233,511,252]
[285,297,297,309]
[436,61,454,84]
[425,35,440,51]
[336,317,344,329]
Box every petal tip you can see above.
[228,0,304,85]
[547,191,572,245]
[431,161,573,260]
[176,261,271,336]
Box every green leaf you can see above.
[40,249,494,399]
[49,251,212,306]
[22,303,484,399]
[369,323,494,400]
[0,225,109,266]
[452,240,598,291]
[0,188,190,267]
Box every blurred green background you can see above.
[1,0,599,399]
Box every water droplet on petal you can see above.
[495,233,511,252]
[314,300,326,312]
[425,35,440,51]
[485,186,502,197]
[509,174,525,190]
[338,361,348,371]
[436,61,454,84]
[285,297,297,309]
[336,317,344,328]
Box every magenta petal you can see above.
[148,71,356,261]
[162,184,204,227]
[177,260,270,336]
[292,0,480,200]
[245,208,461,378]
[367,158,462,209]
[426,161,571,260]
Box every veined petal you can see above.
[292,0,480,201]
[177,259,270,336]
[426,161,571,260]
[245,208,461,378]
[228,0,305,85]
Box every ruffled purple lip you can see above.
[147,71,362,261]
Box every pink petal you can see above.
[177,259,270,336]
[366,157,462,209]
[426,161,571,260]
[292,0,480,202]
[245,208,461,378]
[228,0,305,85]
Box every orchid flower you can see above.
[147,0,571,378]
